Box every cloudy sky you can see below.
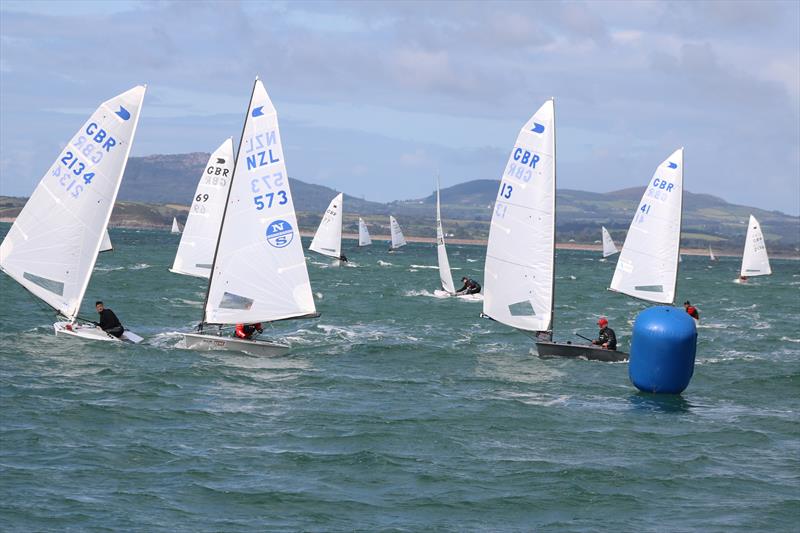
[1,0,798,214]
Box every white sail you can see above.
[99,230,113,253]
[389,215,407,249]
[482,99,556,333]
[610,148,684,304]
[171,217,181,234]
[309,193,343,259]
[171,139,235,278]
[601,226,618,257]
[0,86,146,320]
[358,217,371,246]
[204,79,316,325]
[740,215,771,277]
[709,246,717,261]
[436,180,456,293]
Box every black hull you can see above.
[535,341,629,362]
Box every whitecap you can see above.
[377,260,393,267]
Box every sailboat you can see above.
[309,193,343,261]
[709,245,717,261]
[182,78,317,357]
[538,148,684,361]
[171,217,182,234]
[170,139,235,278]
[601,226,618,258]
[100,229,113,253]
[358,217,372,246]
[0,86,146,343]
[739,214,771,281]
[433,179,457,296]
[388,215,407,251]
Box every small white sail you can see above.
[601,226,618,257]
[309,193,343,259]
[171,139,235,278]
[483,99,556,333]
[358,217,372,246]
[740,215,771,277]
[610,148,684,304]
[99,230,113,253]
[0,86,146,320]
[389,215,407,249]
[204,79,316,325]
[436,180,456,294]
[709,246,717,261]
[171,217,181,234]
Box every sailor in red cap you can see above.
[592,317,617,350]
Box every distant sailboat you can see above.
[309,193,343,260]
[709,246,717,261]
[739,214,771,281]
[601,226,618,258]
[358,217,371,246]
[434,179,456,295]
[0,86,147,343]
[182,78,317,357]
[171,139,235,278]
[171,217,182,234]
[100,229,113,253]
[389,215,407,251]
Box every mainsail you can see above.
[601,226,619,257]
[203,79,316,325]
[482,99,556,333]
[0,86,146,320]
[358,217,371,246]
[100,230,113,253]
[740,215,771,277]
[171,139,235,278]
[389,216,407,249]
[709,246,717,261]
[610,148,684,304]
[309,193,343,259]
[436,180,456,293]
[171,217,182,234]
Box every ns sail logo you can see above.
[266,220,294,248]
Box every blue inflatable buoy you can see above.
[629,306,697,394]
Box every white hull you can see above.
[182,332,290,357]
[433,289,484,301]
[53,321,143,344]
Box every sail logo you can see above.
[252,106,265,117]
[266,219,294,248]
[667,162,678,169]
[115,106,131,120]
[531,122,545,134]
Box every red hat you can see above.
[597,317,608,326]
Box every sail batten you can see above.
[436,180,456,294]
[309,193,343,259]
[0,86,146,319]
[740,215,771,277]
[609,148,683,304]
[482,99,556,333]
[203,80,316,325]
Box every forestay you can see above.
[389,216,407,249]
[309,193,343,258]
[740,215,771,277]
[482,99,556,333]
[204,79,316,325]
[171,139,234,278]
[610,148,683,304]
[601,226,618,257]
[100,230,113,253]
[436,181,456,293]
[0,86,146,320]
[358,218,371,246]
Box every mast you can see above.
[549,97,557,338]
[672,146,684,305]
[200,77,258,327]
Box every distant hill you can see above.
[3,152,798,255]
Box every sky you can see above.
[1,0,798,214]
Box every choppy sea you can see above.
[1,227,798,531]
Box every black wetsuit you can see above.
[97,308,124,338]
[596,326,617,350]
[339,255,348,263]
[456,279,481,295]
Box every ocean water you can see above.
[1,227,798,531]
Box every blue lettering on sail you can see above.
[667,162,678,169]
[246,150,280,170]
[531,122,545,134]
[115,106,131,120]
[252,106,264,117]
[266,219,294,248]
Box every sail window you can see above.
[634,285,664,293]
[508,300,536,316]
[219,292,254,310]
[23,272,64,296]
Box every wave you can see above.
[410,264,438,269]
[377,260,393,266]
[128,263,151,270]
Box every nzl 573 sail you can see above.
[0,86,146,320]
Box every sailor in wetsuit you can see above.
[339,254,348,263]
[235,323,263,340]
[455,277,481,296]
[93,301,124,338]
[592,317,617,350]
[684,300,700,320]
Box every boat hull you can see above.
[182,332,290,357]
[54,322,143,344]
[535,341,628,362]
